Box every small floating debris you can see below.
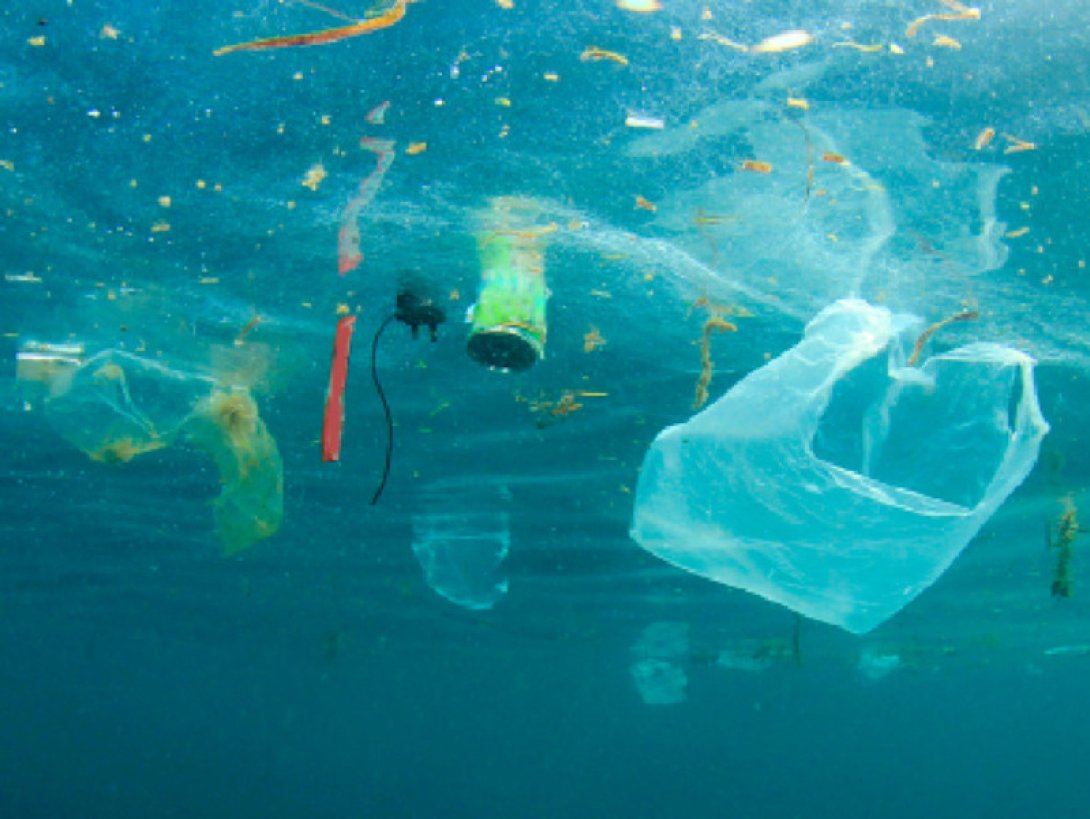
[1002,133,1037,154]
[616,0,662,12]
[933,34,962,50]
[973,127,996,150]
[751,29,814,54]
[301,162,326,191]
[1043,644,1090,657]
[581,46,628,65]
[625,113,664,130]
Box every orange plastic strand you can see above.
[214,0,410,56]
[907,310,978,367]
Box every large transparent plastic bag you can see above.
[631,300,1049,634]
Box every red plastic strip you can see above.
[322,315,357,462]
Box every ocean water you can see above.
[3,1,1090,816]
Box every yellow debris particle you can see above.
[581,46,629,65]
[832,41,883,52]
[741,159,773,173]
[292,71,304,81]
[406,142,428,155]
[28,36,46,47]
[543,72,560,81]
[1002,133,1037,154]
[787,97,809,110]
[635,195,656,212]
[158,196,171,208]
[196,179,207,189]
[0,160,13,172]
[335,303,351,316]
[751,30,813,54]
[495,97,511,107]
[933,34,962,49]
[973,127,995,150]
[906,2,980,38]
[1005,227,1029,239]
[150,222,171,233]
[496,0,514,7]
[670,26,682,41]
[889,42,905,54]
[101,24,121,39]
[320,114,331,125]
[583,327,607,353]
[301,162,327,191]
[697,30,748,52]
[199,277,220,285]
[143,134,152,143]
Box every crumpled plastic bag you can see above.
[630,299,1049,634]
[22,348,283,555]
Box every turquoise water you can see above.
[3,1,1090,816]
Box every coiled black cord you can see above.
[370,313,397,505]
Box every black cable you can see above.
[370,313,397,505]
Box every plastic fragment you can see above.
[338,137,396,275]
[616,0,662,12]
[933,34,962,50]
[751,30,813,54]
[832,41,883,52]
[322,315,357,462]
[973,127,995,150]
[301,162,326,191]
[581,46,629,65]
[906,1,980,38]
[365,100,391,125]
[214,0,413,55]
[697,30,748,51]
[1001,133,1037,154]
[625,113,664,130]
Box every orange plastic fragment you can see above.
[581,46,629,65]
[214,0,413,56]
[973,127,995,150]
[741,160,773,173]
